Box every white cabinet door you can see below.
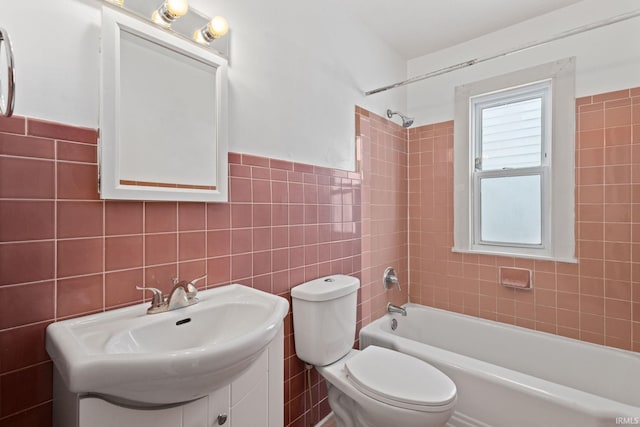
[268,328,285,427]
[183,397,210,427]
[229,349,270,426]
[231,372,269,427]
[208,386,231,426]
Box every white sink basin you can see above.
[46,284,289,405]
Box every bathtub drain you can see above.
[391,318,397,330]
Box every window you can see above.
[453,58,576,262]
[474,82,549,248]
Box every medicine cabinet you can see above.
[99,7,228,202]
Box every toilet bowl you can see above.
[291,275,457,427]
[320,346,456,427]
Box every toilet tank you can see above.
[291,275,360,366]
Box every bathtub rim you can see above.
[377,303,640,363]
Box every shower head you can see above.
[386,109,414,128]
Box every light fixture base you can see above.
[152,4,177,27]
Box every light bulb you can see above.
[193,16,229,44]
[151,0,189,28]
[207,16,229,38]
[165,0,189,18]
[193,29,207,44]
[151,10,168,27]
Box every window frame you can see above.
[472,81,550,250]
[453,58,576,262]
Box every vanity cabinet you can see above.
[56,329,283,427]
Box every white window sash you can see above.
[472,82,550,172]
[471,81,550,250]
[472,167,548,248]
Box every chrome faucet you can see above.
[166,279,199,311]
[383,267,401,291]
[137,275,206,314]
[387,303,407,316]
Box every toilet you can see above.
[291,275,457,427]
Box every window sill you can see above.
[451,246,578,264]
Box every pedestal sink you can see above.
[46,284,289,405]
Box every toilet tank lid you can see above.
[291,275,360,302]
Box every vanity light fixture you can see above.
[151,0,189,28]
[193,16,229,45]
[100,0,230,57]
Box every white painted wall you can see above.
[3,0,406,171]
[406,0,640,126]
[3,1,102,128]
[189,0,408,171]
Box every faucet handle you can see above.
[189,275,207,286]
[383,267,401,291]
[136,286,165,308]
[190,275,207,285]
[186,275,207,298]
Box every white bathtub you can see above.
[359,304,640,427]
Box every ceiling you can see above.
[343,0,584,59]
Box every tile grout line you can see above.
[175,202,180,281]
[100,200,105,313]
[53,127,58,322]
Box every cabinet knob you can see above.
[216,413,228,425]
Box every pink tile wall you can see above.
[8,89,635,425]
[357,107,409,330]
[408,87,640,353]
[0,116,361,426]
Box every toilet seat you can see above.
[344,346,456,412]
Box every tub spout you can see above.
[387,303,407,316]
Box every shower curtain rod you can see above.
[365,9,640,96]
